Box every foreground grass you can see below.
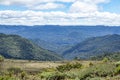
[0,59,120,80]
[1,59,64,73]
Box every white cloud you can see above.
[0,0,75,6]
[69,0,110,13]
[1,0,120,26]
[29,3,65,10]
[70,1,98,13]
[0,0,110,11]
[0,0,67,10]
[0,0,110,5]
[1,10,120,26]
[82,0,110,4]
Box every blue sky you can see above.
[101,0,120,13]
[0,0,120,25]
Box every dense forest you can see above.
[0,33,62,61]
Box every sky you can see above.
[0,0,120,26]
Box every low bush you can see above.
[102,57,109,63]
[89,62,94,66]
[115,61,120,67]
[111,75,120,80]
[20,71,27,79]
[7,67,23,75]
[115,65,120,74]
[0,55,4,62]
[115,61,120,75]
[0,76,17,80]
[40,71,66,80]
[64,63,116,80]
[56,62,82,72]
[82,63,115,79]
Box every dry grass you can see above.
[1,59,101,74]
[1,59,64,73]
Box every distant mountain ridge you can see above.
[1,25,120,54]
[0,33,62,61]
[63,34,120,59]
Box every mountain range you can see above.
[0,25,120,60]
[1,25,120,54]
[0,33,62,61]
[63,34,120,59]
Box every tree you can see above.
[102,57,109,63]
[0,55,4,62]
[74,56,80,61]
[0,55,4,72]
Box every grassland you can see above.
[1,59,64,73]
[0,59,120,80]
[1,59,100,73]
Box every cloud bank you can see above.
[0,0,120,26]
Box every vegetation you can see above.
[91,52,120,61]
[102,57,109,62]
[63,34,120,59]
[1,25,120,55]
[56,62,82,72]
[0,33,62,61]
[40,71,66,80]
[0,59,120,80]
[0,55,4,62]
[115,61,120,74]
[0,29,120,80]
[7,67,23,75]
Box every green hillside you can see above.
[0,33,62,61]
[63,34,120,60]
[91,52,120,61]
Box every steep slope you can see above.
[0,33,62,61]
[63,34,120,59]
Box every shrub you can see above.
[40,71,66,80]
[102,57,109,63]
[115,61,120,67]
[65,63,116,80]
[0,55,4,62]
[0,76,17,80]
[7,67,23,75]
[20,71,27,79]
[80,63,115,79]
[0,55,4,72]
[46,72,66,80]
[111,75,120,80]
[115,65,120,74]
[56,62,82,72]
[115,61,120,75]
[89,62,93,66]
